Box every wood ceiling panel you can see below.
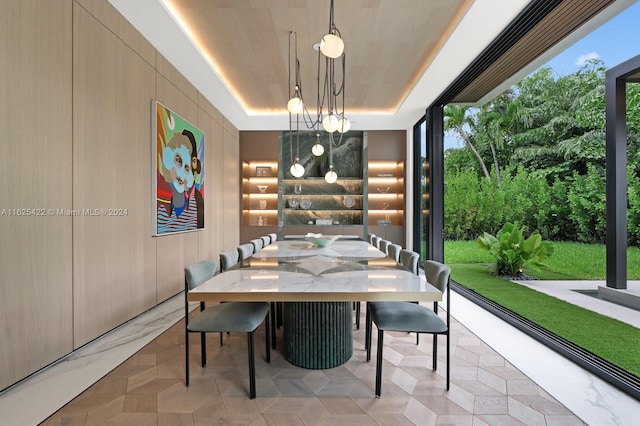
[165,0,470,113]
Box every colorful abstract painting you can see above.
[152,101,205,236]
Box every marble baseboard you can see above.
[0,294,185,426]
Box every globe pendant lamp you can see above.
[322,113,339,133]
[287,85,303,114]
[311,133,324,156]
[325,165,338,183]
[320,33,344,59]
[290,159,305,178]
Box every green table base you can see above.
[283,302,353,369]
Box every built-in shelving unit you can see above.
[367,161,404,227]
[366,130,406,246]
[240,130,405,243]
[241,161,278,229]
[282,178,364,226]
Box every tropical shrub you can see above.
[477,222,555,276]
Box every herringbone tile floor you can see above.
[42,308,583,425]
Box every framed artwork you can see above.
[256,166,272,177]
[152,100,205,236]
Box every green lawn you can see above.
[444,240,640,377]
[445,240,640,279]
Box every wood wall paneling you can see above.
[0,0,74,390]
[0,0,242,390]
[156,53,199,104]
[72,4,157,346]
[223,126,241,249]
[74,0,156,66]
[196,108,222,263]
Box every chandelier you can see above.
[287,0,350,182]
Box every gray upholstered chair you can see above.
[250,238,264,253]
[184,260,270,399]
[379,239,391,256]
[387,243,402,262]
[371,236,382,249]
[268,233,277,244]
[238,243,254,261]
[365,260,451,397]
[399,249,419,274]
[367,233,376,244]
[219,249,239,272]
[260,235,271,248]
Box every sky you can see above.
[444,1,640,149]
[542,1,640,75]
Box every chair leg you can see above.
[185,330,190,387]
[416,333,419,345]
[375,329,384,398]
[200,332,207,367]
[432,334,438,371]
[270,302,277,350]
[446,331,450,390]
[265,311,271,363]
[247,331,256,399]
[220,332,224,346]
[365,307,372,359]
[355,302,361,329]
[277,302,283,328]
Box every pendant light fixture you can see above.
[311,133,324,156]
[286,0,349,182]
[288,32,305,178]
[325,133,338,183]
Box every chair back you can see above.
[184,260,216,291]
[238,243,254,260]
[250,238,263,253]
[260,235,271,247]
[387,243,402,262]
[424,260,451,293]
[367,233,376,244]
[399,249,419,275]
[219,249,239,272]
[268,233,277,244]
[371,236,382,249]
[379,239,391,255]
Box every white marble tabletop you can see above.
[188,240,442,303]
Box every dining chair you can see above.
[238,243,254,261]
[219,249,239,272]
[379,239,391,256]
[218,249,241,345]
[398,248,421,342]
[250,238,264,253]
[399,249,419,274]
[268,233,277,244]
[371,236,382,249]
[260,235,271,248]
[184,259,270,399]
[355,236,388,329]
[387,243,402,262]
[365,260,451,397]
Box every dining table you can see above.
[187,237,442,369]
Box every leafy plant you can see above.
[476,222,554,276]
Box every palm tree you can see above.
[443,105,491,180]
